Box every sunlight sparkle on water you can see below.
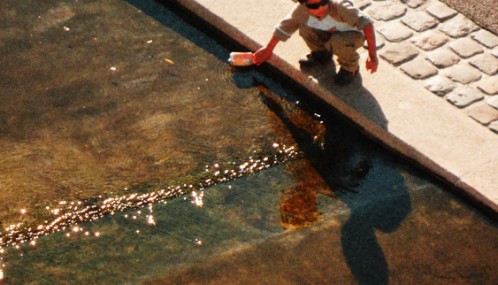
[0,142,300,248]
[194,239,203,247]
[147,215,156,225]
[190,191,204,207]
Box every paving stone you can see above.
[367,2,406,21]
[378,22,413,42]
[352,0,372,10]
[411,30,449,51]
[425,48,460,68]
[492,47,498,58]
[469,53,498,75]
[380,42,419,65]
[488,96,498,110]
[426,2,458,21]
[444,62,482,84]
[363,32,385,49]
[401,0,425,8]
[446,87,484,108]
[449,38,484,58]
[489,120,498,134]
[439,14,479,38]
[400,57,438,79]
[466,103,498,125]
[424,75,456,96]
[401,10,438,32]
[471,30,498,48]
[477,76,498,95]
[375,33,385,49]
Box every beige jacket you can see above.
[273,0,372,41]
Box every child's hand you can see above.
[253,47,273,65]
[366,55,378,73]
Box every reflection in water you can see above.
[255,84,329,230]
[252,73,412,285]
[1,0,495,283]
[279,183,319,230]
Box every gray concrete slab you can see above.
[174,0,498,214]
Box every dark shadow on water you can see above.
[339,166,412,285]
[231,68,412,284]
[126,0,238,63]
[296,54,413,284]
[126,1,411,282]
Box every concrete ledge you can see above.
[171,0,498,217]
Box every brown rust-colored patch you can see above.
[279,183,320,230]
[286,159,335,198]
[258,83,337,230]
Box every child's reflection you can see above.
[256,83,372,229]
[258,81,411,285]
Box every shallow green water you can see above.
[0,0,497,284]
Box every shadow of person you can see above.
[339,157,412,285]
[297,57,413,284]
[232,68,412,284]
[300,58,389,130]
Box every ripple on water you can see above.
[0,142,300,248]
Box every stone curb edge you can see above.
[170,0,498,219]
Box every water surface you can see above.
[0,0,496,284]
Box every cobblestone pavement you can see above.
[350,0,498,135]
